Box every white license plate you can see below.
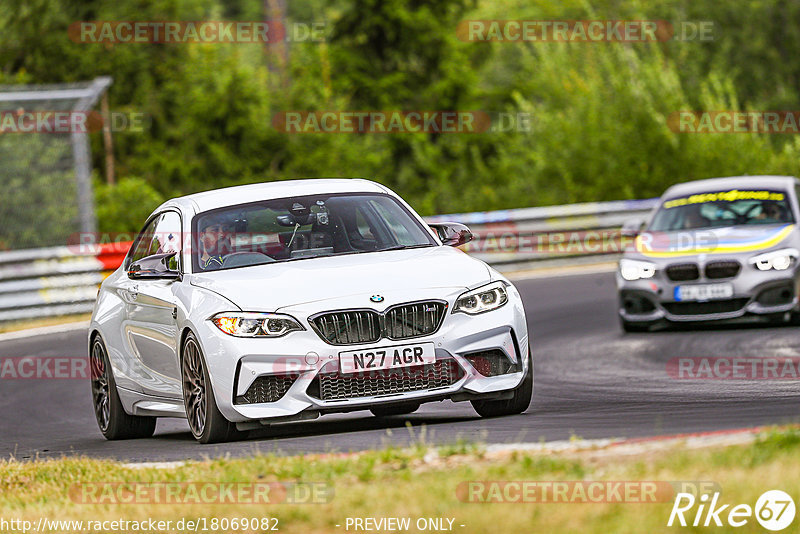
[674,283,734,302]
[339,343,436,374]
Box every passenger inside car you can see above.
[754,201,785,222]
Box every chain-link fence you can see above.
[0,77,110,250]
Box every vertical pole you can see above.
[70,77,110,239]
[100,92,115,185]
[265,0,290,85]
[72,130,97,236]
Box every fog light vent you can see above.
[463,350,519,377]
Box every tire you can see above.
[620,318,651,333]
[181,332,244,444]
[370,403,420,417]
[471,345,533,418]
[90,336,156,440]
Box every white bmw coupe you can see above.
[89,179,532,443]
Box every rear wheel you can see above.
[370,403,420,417]
[90,336,156,440]
[181,332,244,444]
[471,345,533,418]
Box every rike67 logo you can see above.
[668,490,795,531]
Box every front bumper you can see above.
[196,287,530,424]
[616,262,800,324]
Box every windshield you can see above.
[191,193,436,272]
[647,189,795,232]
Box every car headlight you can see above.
[454,281,509,314]
[210,312,304,337]
[619,258,656,281]
[749,248,799,271]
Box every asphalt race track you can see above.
[2,270,800,462]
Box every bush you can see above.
[94,177,164,234]
[4,0,800,239]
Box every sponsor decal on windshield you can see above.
[663,190,785,209]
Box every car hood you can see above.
[631,223,795,260]
[189,246,491,311]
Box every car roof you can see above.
[160,178,391,214]
[663,175,799,198]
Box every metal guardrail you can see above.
[429,198,658,268]
[0,243,127,323]
[0,198,658,323]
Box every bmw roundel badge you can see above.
[370,295,384,303]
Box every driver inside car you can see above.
[199,216,232,270]
[681,203,710,230]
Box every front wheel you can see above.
[471,345,533,418]
[181,332,244,444]
[90,336,156,440]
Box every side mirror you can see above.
[429,222,474,247]
[128,252,181,280]
[620,217,645,238]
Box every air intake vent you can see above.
[662,298,748,316]
[666,263,700,281]
[235,374,297,404]
[705,260,741,279]
[307,358,463,401]
[463,350,520,377]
